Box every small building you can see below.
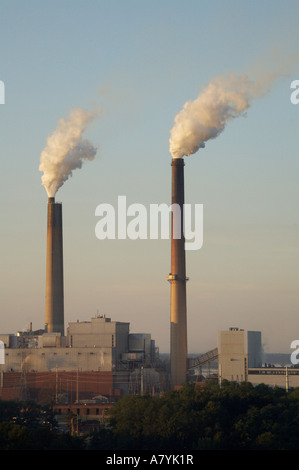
[218,327,262,383]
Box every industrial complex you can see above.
[0,315,161,402]
[0,158,298,418]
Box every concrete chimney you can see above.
[167,158,188,387]
[45,197,64,335]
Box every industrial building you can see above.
[218,327,262,382]
[0,195,168,405]
[189,327,299,390]
[218,327,299,389]
[1,181,297,412]
[0,315,163,403]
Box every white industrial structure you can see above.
[217,327,299,389]
[0,316,157,373]
[188,328,299,390]
[218,327,262,383]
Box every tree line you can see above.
[0,381,298,450]
[99,381,299,450]
[0,400,83,450]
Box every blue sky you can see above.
[0,0,298,354]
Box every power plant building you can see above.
[2,190,297,407]
[218,327,262,383]
[0,316,160,401]
[217,327,299,389]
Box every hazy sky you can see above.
[0,0,298,355]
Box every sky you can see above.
[0,0,298,355]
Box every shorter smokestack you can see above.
[45,196,64,335]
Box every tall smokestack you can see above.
[45,197,64,335]
[167,158,188,387]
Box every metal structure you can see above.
[188,348,219,370]
[45,197,64,335]
[167,158,188,387]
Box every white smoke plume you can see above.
[169,67,288,159]
[39,108,98,197]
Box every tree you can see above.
[106,382,299,450]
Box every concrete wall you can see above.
[248,369,299,389]
[66,316,129,367]
[0,347,113,372]
[0,317,156,383]
[38,333,66,348]
[67,317,128,346]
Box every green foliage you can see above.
[105,381,299,450]
[1,382,299,450]
[0,399,84,450]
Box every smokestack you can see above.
[45,196,64,335]
[167,158,188,387]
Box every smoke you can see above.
[169,63,291,159]
[39,107,98,197]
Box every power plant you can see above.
[45,197,64,336]
[167,158,188,388]
[0,195,163,404]
[1,82,299,414]
[0,170,298,411]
